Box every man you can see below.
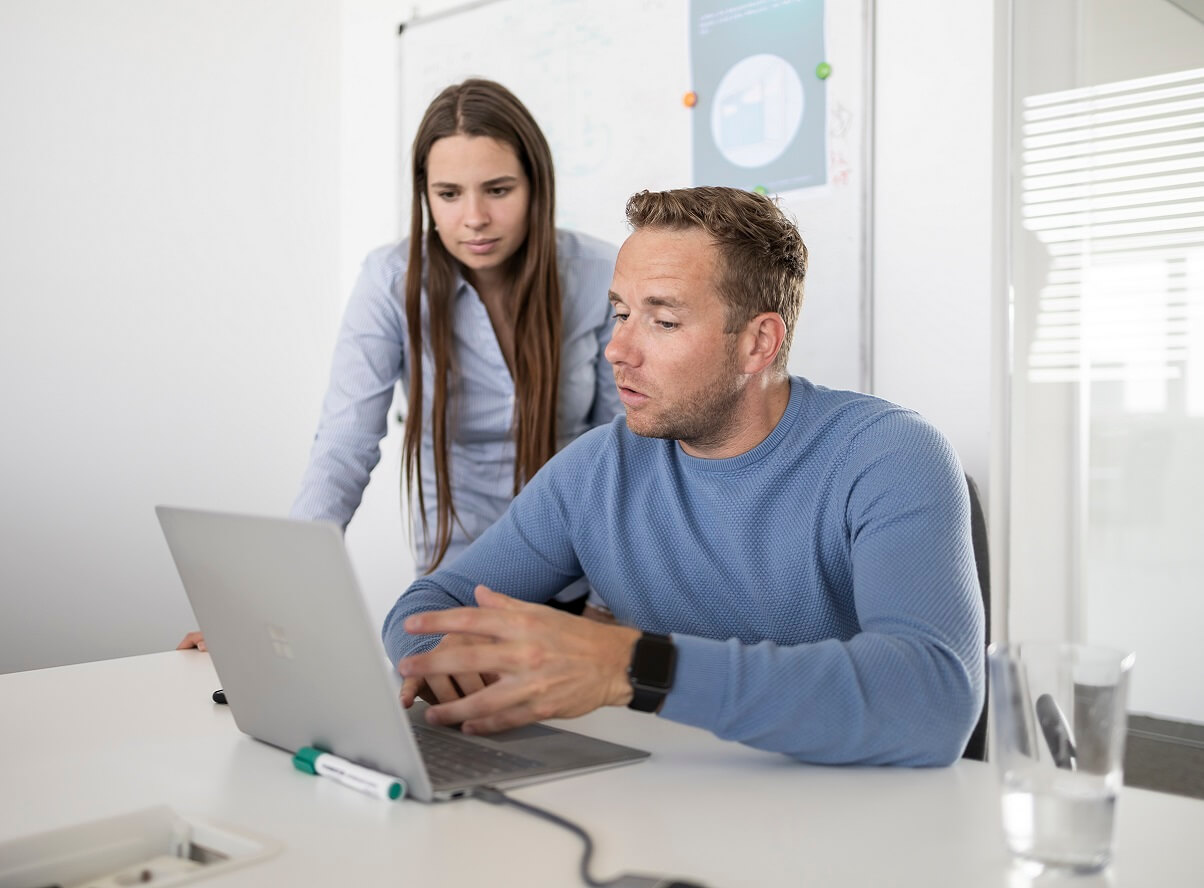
[383,186,984,766]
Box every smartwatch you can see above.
[627,632,677,712]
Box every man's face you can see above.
[605,227,747,454]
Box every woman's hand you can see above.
[176,631,207,652]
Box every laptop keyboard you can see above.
[412,724,544,784]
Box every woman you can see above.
[179,79,618,651]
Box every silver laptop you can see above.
[156,506,648,802]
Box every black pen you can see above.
[1035,693,1077,770]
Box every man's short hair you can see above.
[625,187,808,371]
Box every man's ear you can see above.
[738,312,787,375]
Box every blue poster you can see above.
[690,0,827,193]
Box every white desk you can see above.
[2,652,1201,887]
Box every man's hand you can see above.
[177,631,207,652]
[399,631,498,707]
[398,585,641,735]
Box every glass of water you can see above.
[988,642,1135,873]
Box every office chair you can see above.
[961,473,990,761]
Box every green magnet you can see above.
[816,62,832,80]
[753,185,769,196]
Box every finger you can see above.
[422,679,534,729]
[399,640,528,682]
[473,585,524,609]
[197,639,207,652]
[462,704,546,736]
[176,631,204,650]
[404,605,534,640]
[413,683,442,706]
[452,669,487,696]
[425,673,463,705]
[400,676,424,707]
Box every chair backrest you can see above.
[961,473,990,761]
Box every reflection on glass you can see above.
[1020,67,1204,402]
[1010,1,1204,726]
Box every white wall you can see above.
[1,0,1012,673]
[334,0,466,643]
[0,0,342,671]
[871,0,1008,631]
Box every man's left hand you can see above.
[398,585,641,734]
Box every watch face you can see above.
[633,634,676,689]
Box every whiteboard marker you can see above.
[293,747,405,801]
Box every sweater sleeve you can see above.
[291,246,406,527]
[659,415,985,767]
[380,433,594,665]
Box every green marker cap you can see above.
[292,746,324,775]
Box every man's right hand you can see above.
[177,631,207,652]
[399,632,496,708]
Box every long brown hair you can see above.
[403,79,562,572]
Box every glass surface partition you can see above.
[1010,0,1204,723]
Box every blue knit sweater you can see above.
[382,377,985,766]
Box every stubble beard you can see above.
[624,344,745,449]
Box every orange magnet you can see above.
[683,91,698,108]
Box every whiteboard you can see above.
[399,0,871,390]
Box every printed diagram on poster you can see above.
[690,0,828,193]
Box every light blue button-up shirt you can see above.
[292,229,621,576]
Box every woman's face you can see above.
[425,134,531,290]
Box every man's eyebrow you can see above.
[645,295,688,310]
[607,291,688,310]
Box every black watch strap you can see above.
[627,632,677,713]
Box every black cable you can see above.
[473,786,707,888]
[472,785,606,886]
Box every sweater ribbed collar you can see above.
[675,376,806,474]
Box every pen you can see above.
[1035,693,1077,770]
[292,747,406,800]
